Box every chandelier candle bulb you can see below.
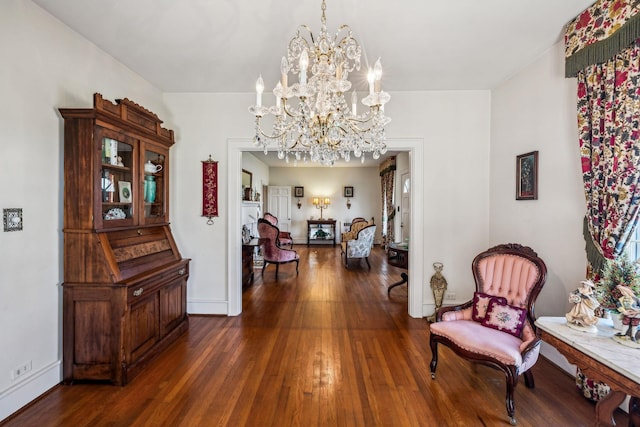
[299,49,309,84]
[374,59,383,93]
[281,56,289,88]
[351,91,357,115]
[368,69,375,94]
[256,75,264,107]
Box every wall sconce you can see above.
[297,199,302,209]
[346,198,351,209]
[312,197,330,219]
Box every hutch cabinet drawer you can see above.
[127,263,189,301]
[107,226,167,244]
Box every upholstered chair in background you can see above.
[263,212,293,248]
[257,218,299,279]
[429,243,547,426]
[341,218,370,245]
[341,224,376,269]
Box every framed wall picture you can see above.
[344,186,354,198]
[294,186,304,198]
[516,151,538,200]
[119,181,132,203]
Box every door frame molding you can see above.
[227,138,424,318]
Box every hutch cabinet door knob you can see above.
[178,268,186,276]
[133,287,144,297]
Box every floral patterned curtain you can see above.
[566,0,640,273]
[577,38,640,273]
[379,157,396,248]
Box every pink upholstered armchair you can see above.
[257,218,299,279]
[429,243,547,426]
[263,212,293,248]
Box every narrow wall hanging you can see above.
[202,155,218,225]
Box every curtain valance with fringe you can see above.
[565,0,640,77]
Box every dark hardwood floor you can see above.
[2,245,628,426]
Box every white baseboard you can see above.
[187,299,229,315]
[423,301,465,318]
[0,360,61,422]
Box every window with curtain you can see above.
[379,156,396,248]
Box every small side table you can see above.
[536,316,640,427]
[307,219,337,247]
[387,242,408,294]
[242,238,260,288]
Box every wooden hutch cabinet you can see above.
[60,93,189,385]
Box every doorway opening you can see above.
[227,139,424,318]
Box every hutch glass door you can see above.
[143,147,166,223]
[100,133,135,227]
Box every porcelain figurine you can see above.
[613,285,640,347]
[566,280,599,333]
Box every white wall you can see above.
[162,93,253,315]
[0,0,167,420]
[490,41,585,316]
[490,42,587,369]
[390,91,492,309]
[268,167,382,243]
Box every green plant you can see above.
[595,255,640,310]
[315,228,328,239]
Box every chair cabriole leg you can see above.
[505,366,518,426]
[429,338,438,379]
[523,369,535,388]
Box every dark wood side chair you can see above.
[263,212,293,248]
[257,218,299,279]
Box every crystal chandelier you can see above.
[248,0,391,166]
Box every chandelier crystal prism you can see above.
[248,0,391,166]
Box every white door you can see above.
[268,186,291,232]
[401,172,410,242]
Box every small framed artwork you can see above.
[344,186,354,198]
[294,186,304,198]
[516,151,538,200]
[119,181,132,203]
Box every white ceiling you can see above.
[32,0,593,167]
[33,0,593,93]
